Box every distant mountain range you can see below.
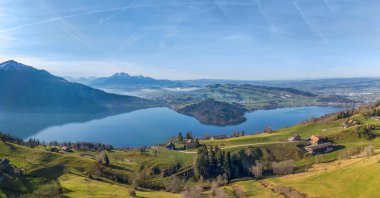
[67,72,182,90]
[0,60,155,112]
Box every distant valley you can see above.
[64,70,379,126]
[0,60,373,126]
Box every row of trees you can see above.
[311,100,380,123]
[177,132,193,142]
[0,131,113,151]
[194,145,232,180]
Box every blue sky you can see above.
[0,0,380,80]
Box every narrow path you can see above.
[178,141,289,154]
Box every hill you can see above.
[177,99,246,126]
[0,60,156,112]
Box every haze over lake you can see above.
[0,106,345,147]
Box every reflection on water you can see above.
[0,106,345,147]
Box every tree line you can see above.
[0,131,113,151]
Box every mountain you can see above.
[177,99,247,126]
[0,60,155,111]
[80,72,182,90]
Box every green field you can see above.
[267,153,380,198]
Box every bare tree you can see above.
[165,176,183,193]
[272,160,295,175]
[361,145,374,157]
[250,162,263,178]
[232,185,246,198]
[182,184,203,198]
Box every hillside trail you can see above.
[178,141,287,154]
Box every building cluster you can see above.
[342,119,360,128]
[304,135,334,155]
[287,134,334,155]
[49,146,73,153]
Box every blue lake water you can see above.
[0,106,345,147]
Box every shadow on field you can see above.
[30,165,64,179]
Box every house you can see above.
[185,141,195,149]
[50,147,59,152]
[0,159,10,170]
[61,146,73,152]
[288,135,301,142]
[305,142,334,154]
[342,120,360,128]
[9,167,23,176]
[210,135,228,140]
[310,135,328,145]
[166,142,176,150]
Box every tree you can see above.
[194,138,200,148]
[232,185,246,198]
[177,132,184,142]
[271,160,295,175]
[98,152,110,166]
[165,176,183,193]
[224,152,232,180]
[264,126,273,133]
[250,162,263,178]
[183,184,203,198]
[186,132,193,140]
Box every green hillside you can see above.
[1,102,380,197]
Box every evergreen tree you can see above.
[194,138,200,148]
[224,152,232,180]
[186,132,193,140]
[177,132,184,142]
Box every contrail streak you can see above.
[252,0,277,36]
[98,0,137,25]
[323,0,334,12]
[61,27,96,50]
[292,0,325,41]
[0,5,139,33]
[0,1,259,33]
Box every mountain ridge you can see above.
[0,60,156,112]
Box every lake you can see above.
[0,106,345,147]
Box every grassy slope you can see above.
[267,153,380,198]
[225,179,282,198]
[59,174,180,198]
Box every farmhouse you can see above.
[61,146,73,152]
[210,135,228,140]
[0,159,10,170]
[342,119,360,128]
[166,142,176,150]
[305,142,334,154]
[50,147,59,152]
[310,135,328,145]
